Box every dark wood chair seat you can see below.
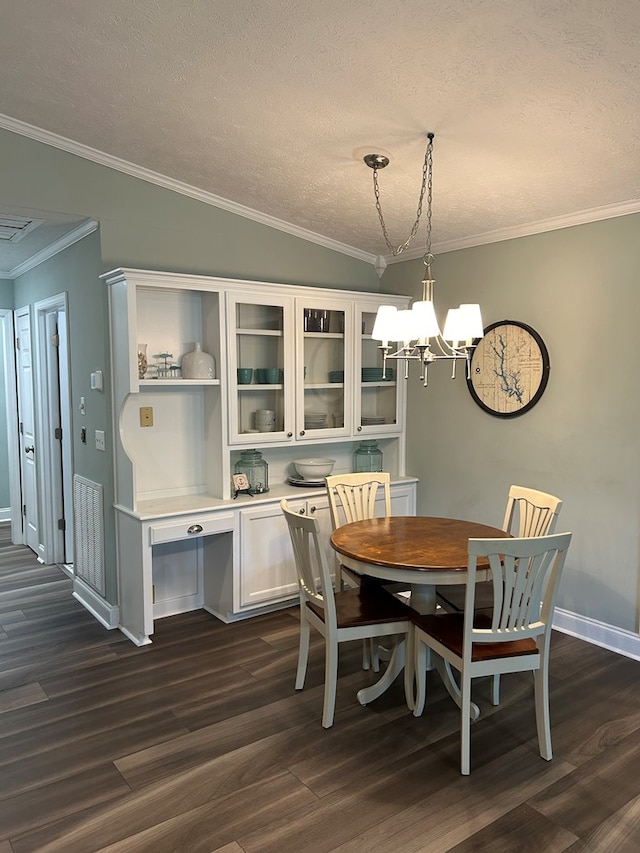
[437,581,494,613]
[412,611,538,661]
[307,584,412,628]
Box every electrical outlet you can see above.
[95,429,106,451]
[139,406,154,427]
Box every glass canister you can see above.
[353,440,383,473]
[235,449,269,493]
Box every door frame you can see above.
[33,293,74,565]
[0,309,22,543]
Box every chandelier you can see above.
[366,133,484,385]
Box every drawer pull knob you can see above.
[187,524,204,534]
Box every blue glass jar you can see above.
[353,440,383,473]
[235,449,269,493]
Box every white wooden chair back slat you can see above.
[326,473,392,529]
[464,533,571,646]
[502,485,563,537]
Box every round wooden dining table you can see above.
[330,515,510,714]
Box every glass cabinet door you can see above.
[295,297,353,440]
[227,292,294,444]
[355,303,404,435]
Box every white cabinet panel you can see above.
[238,496,334,611]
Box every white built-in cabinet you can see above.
[103,268,416,645]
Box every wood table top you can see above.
[330,516,509,575]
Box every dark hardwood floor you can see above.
[1,524,639,852]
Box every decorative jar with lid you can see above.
[353,440,383,473]
[235,449,269,493]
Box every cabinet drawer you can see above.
[149,512,236,545]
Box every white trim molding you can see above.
[553,607,640,662]
[73,575,120,631]
[0,113,375,266]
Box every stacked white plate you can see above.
[361,416,386,426]
[304,412,327,429]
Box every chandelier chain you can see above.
[371,133,434,257]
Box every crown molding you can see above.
[386,198,640,265]
[6,219,99,278]
[0,113,376,266]
[4,113,639,274]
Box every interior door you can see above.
[15,307,40,556]
[41,305,73,564]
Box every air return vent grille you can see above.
[73,475,105,596]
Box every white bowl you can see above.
[293,457,336,480]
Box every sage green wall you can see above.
[13,231,116,597]
[0,128,380,290]
[0,278,13,308]
[382,214,640,633]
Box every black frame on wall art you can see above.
[466,319,550,418]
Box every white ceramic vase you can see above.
[181,342,215,379]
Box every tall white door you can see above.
[15,307,40,556]
[36,298,74,564]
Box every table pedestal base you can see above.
[357,583,480,721]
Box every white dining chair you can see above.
[326,472,392,589]
[413,531,572,775]
[326,472,395,671]
[281,498,412,728]
[436,485,563,703]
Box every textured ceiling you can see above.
[1,0,640,270]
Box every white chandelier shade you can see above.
[371,300,483,348]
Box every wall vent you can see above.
[73,475,105,596]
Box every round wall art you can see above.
[466,320,550,418]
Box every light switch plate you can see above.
[90,370,103,391]
[95,429,106,451]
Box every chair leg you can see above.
[404,626,415,711]
[491,673,501,706]
[360,639,380,671]
[413,631,427,717]
[362,639,371,670]
[534,666,552,760]
[295,615,310,690]
[322,638,339,728]
[460,671,472,775]
[371,638,380,672]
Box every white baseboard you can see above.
[0,508,11,522]
[553,607,640,662]
[72,576,120,631]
